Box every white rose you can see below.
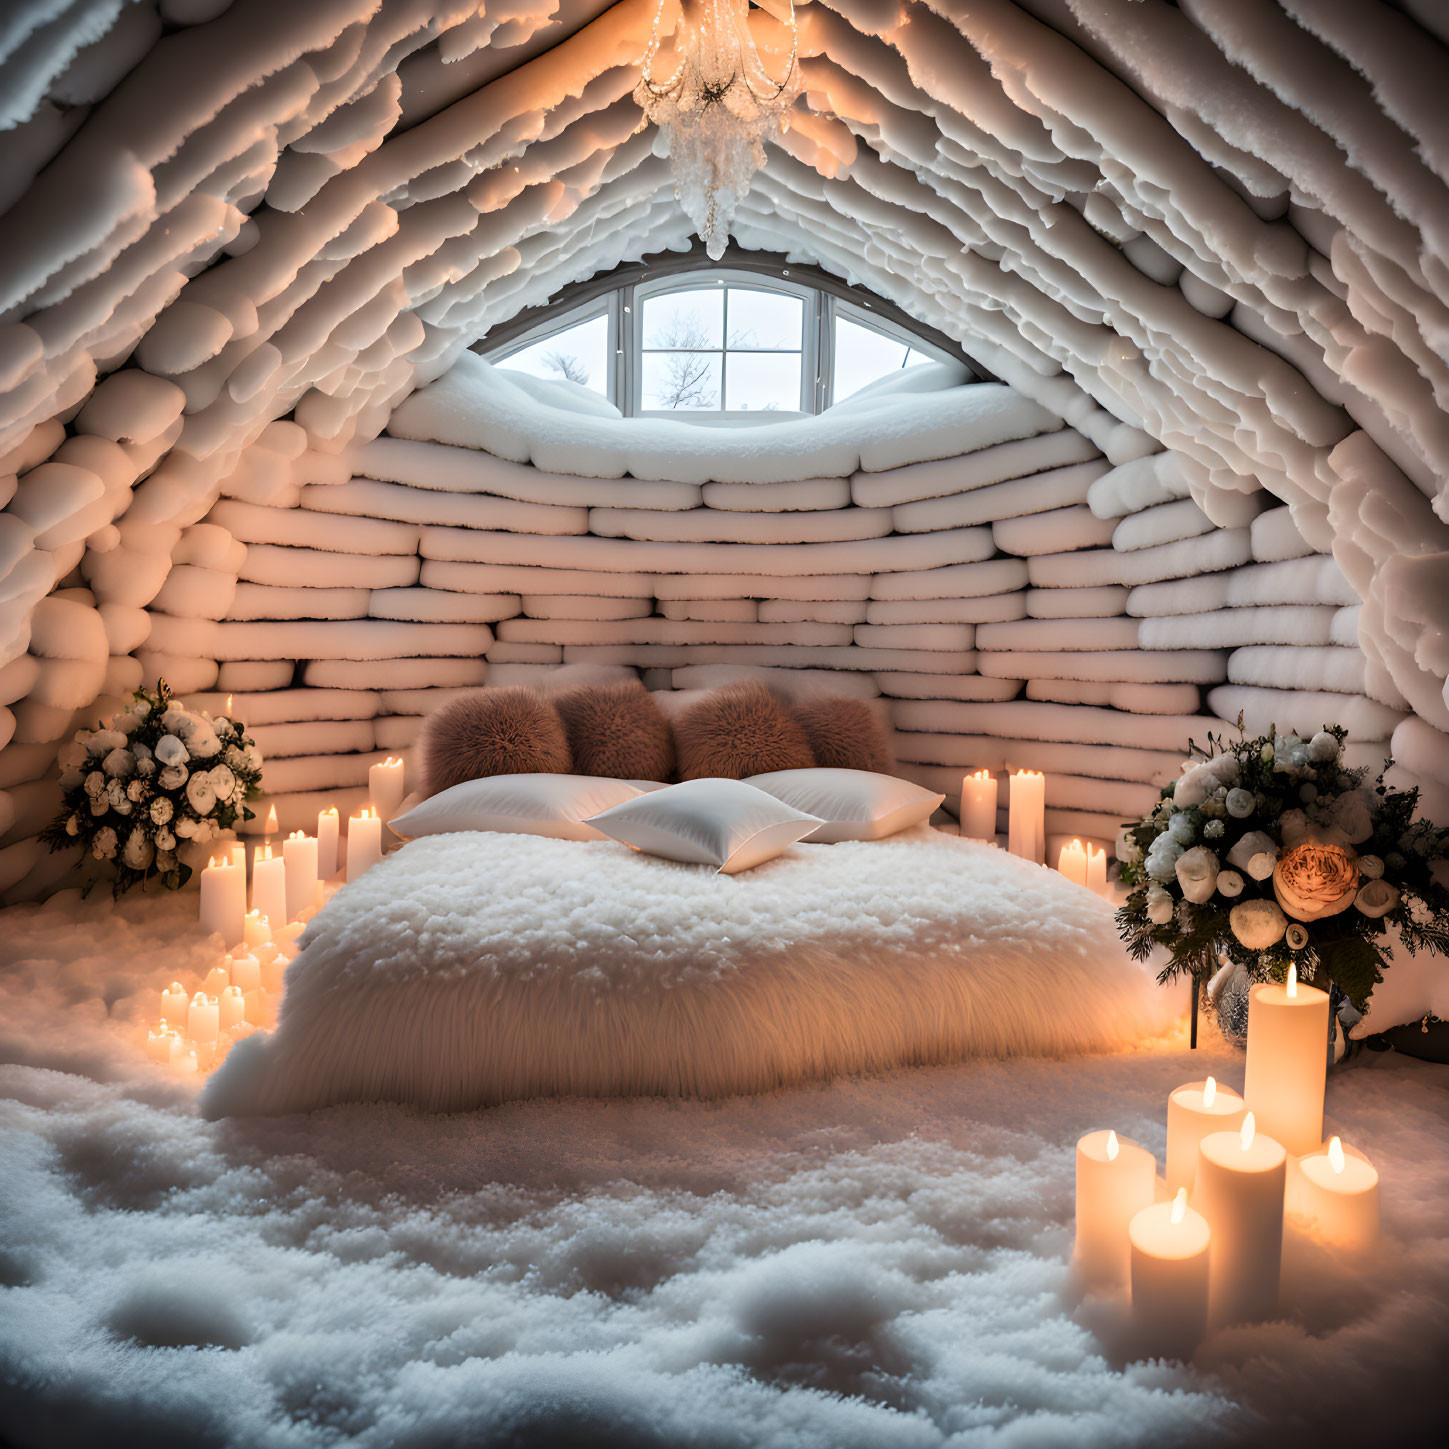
[1216,869,1245,898]
[1172,765,1212,809]
[1229,899,1288,950]
[1146,885,1174,925]
[114,712,141,736]
[155,830,176,852]
[1308,731,1340,763]
[1174,846,1220,904]
[1146,838,1185,882]
[121,828,154,872]
[1331,791,1375,845]
[1358,854,1384,880]
[126,779,146,802]
[154,735,189,767]
[224,746,248,771]
[159,764,188,791]
[162,707,190,735]
[174,818,197,838]
[1168,813,1197,845]
[1115,828,1142,865]
[92,826,118,860]
[208,764,237,803]
[1208,754,1240,784]
[136,757,156,778]
[150,797,174,825]
[186,773,217,815]
[1225,788,1255,819]
[187,721,221,758]
[84,771,105,798]
[106,779,128,808]
[1355,880,1401,919]
[88,729,125,753]
[1227,830,1278,880]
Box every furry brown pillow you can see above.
[554,679,676,782]
[674,681,816,781]
[792,695,895,774]
[420,686,572,796]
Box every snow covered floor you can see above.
[1,892,1447,1449]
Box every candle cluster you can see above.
[1074,967,1380,1358]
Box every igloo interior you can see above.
[3,2,1449,1445]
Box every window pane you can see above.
[833,316,911,401]
[497,314,609,394]
[726,287,802,350]
[642,288,723,349]
[642,351,722,410]
[725,352,801,412]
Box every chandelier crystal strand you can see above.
[635,0,802,260]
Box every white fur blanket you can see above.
[202,828,1172,1116]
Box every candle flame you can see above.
[322,806,338,818]
[970,769,991,780]
[1328,1136,1345,1174]
[289,830,306,840]
[1072,837,1083,849]
[265,804,278,834]
[1241,1112,1256,1150]
[1287,961,1298,998]
[191,991,207,1006]
[1106,1129,1119,1161]
[258,844,272,861]
[1170,1187,1188,1225]
[1013,769,1044,779]
[1203,1076,1217,1107]
[169,981,184,993]
[225,694,233,713]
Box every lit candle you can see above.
[1074,1128,1157,1289]
[147,1022,183,1065]
[198,855,245,949]
[1007,770,1045,864]
[228,840,246,872]
[243,987,271,1026]
[959,770,998,842]
[370,756,407,826]
[202,964,230,997]
[283,830,318,922]
[186,991,220,1046]
[263,802,278,843]
[226,951,260,994]
[1057,837,1088,886]
[244,909,272,948]
[1192,1112,1287,1325]
[160,981,188,1021]
[177,1048,199,1075]
[1086,844,1108,896]
[1243,963,1330,1155]
[1166,1076,1247,1194]
[346,807,383,881]
[317,806,340,879]
[251,844,289,929]
[1129,1187,1211,1359]
[218,984,247,1032]
[1293,1136,1380,1252]
[274,920,306,961]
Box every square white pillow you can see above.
[390,773,643,842]
[745,768,945,843]
[584,777,823,874]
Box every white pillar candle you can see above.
[198,856,245,949]
[346,807,383,881]
[1129,1188,1211,1360]
[251,844,289,929]
[959,770,998,842]
[1074,1128,1157,1289]
[370,756,406,826]
[1007,770,1045,864]
[218,985,247,1032]
[147,1024,183,1065]
[202,964,230,998]
[1293,1136,1380,1252]
[160,981,188,1021]
[1243,963,1330,1156]
[283,830,318,922]
[260,952,287,995]
[316,806,340,879]
[1192,1112,1287,1326]
[186,991,220,1046]
[1166,1076,1247,1193]
[274,920,306,960]
[177,1048,198,1075]
[1086,844,1108,896]
[244,909,272,948]
[1057,837,1088,886]
[226,951,260,994]
[243,987,271,1026]
[227,841,246,873]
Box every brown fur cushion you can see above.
[673,681,816,781]
[792,695,895,774]
[420,686,572,796]
[554,680,676,782]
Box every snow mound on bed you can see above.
[203,828,1172,1117]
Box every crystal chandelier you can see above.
[635,0,802,260]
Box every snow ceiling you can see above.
[3,0,1449,739]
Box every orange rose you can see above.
[1272,832,1359,922]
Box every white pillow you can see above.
[390,774,643,842]
[584,778,823,874]
[745,768,944,843]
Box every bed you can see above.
[201,825,1172,1117]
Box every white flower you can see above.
[1331,791,1375,845]
[136,757,156,778]
[1175,846,1220,904]
[1260,743,1274,763]
[187,721,221,758]
[1355,879,1401,919]
[1116,828,1142,866]
[1285,923,1310,950]
[1227,830,1279,880]
[1146,885,1174,924]
[159,764,188,791]
[1203,819,1225,839]
[186,773,217,815]
[113,712,141,736]
[92,826,118,860]
[1308,731,1340,763]
[154,735,188,767]
[106,779,128,809]
[89,797,108,817]
[126,779,146,802]
[162,707,191,735]
[208,764,237,804]
[174,818,197,838]
[1146,838,1185,882]
[84,771,105,798]
[244,744,262,771]
[1225,788,1255,819]
[1208,753,1240,785]
[121,828,154,872]
[155,830,176,852]
[155,850,177,873]
[88,729,125,753]
[1358,854,1384,880]
[1216,869,1245,898]
[1229,899,1288,950]
[150,797,174,825]
[224,746,248,771]
[1172,764,1213,808]
[1168,813,1197,845]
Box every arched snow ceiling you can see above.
[3,0,1449,734]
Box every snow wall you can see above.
[3,0,1449,911]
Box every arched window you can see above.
[480,254,978,421]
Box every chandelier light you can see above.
[635,0,802,260]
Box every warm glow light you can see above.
[970,769,991,781]
[289,830,306,841]
[225,694,234,713]
[1106,1129,1119,1161]
[322,806,338,818]
[1287,961,1298,998]
[1329,1135,1345,1174]
[265,804,278,835]
[1241,1112,1256,1150]
[1203,1075,1217,1108]
[1170,1187,1188,1225]
[257,843,272,861]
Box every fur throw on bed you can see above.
[673,680,816,780]
[554,680,675,782]
[420,686,571,795]
[202,828,1174,1117]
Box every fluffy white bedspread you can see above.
[203,828,1172,1117]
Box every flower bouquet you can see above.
[1116,720,1449,1009]
[41,680,263,896]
